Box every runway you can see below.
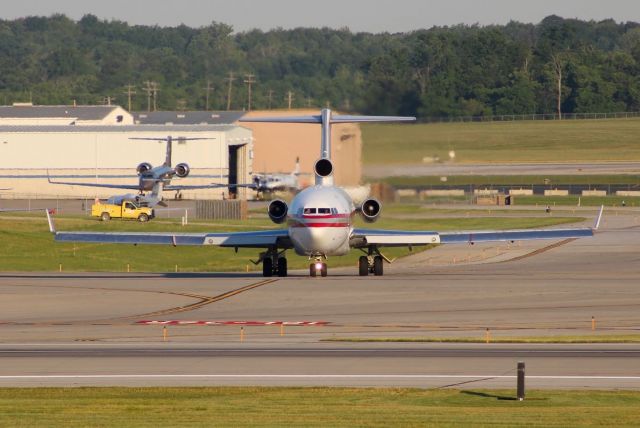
[0,209,639,388]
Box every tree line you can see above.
[1,14,640,118]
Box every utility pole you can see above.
[286,91,294,110]
[123,84,136,111]
[151,82,160,112]
[306,96,312,107]
[143,81,153,112]
[243,73,256,111]
[267,89,274,109]
[202,80,214,111]
[225,72,236,111]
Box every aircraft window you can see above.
[303,208,316,214]
[317,208,331,214]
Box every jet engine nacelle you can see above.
[359,198,381,223]
[136,162,153,175]
[314,158,333,177]
[174,163,190,178]
[268,199,288,224]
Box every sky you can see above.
[2,0,640,33]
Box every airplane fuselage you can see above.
[287,185,354,257]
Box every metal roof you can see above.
[133,111,246,125]
[0,105,122,120]
[0,124,246,133]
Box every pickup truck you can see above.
[91,200,154,222]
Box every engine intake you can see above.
[360,198,381,223]
[136,162,152,175]
[268,199,288,224]
[174,163,190,178]
[314,158,333,177]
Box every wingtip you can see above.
[45,208,56,233]
[593,205,604,230]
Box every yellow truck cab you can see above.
[91,200,155,222]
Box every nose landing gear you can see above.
[309,256,328,277]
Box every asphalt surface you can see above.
[0,208,639,388]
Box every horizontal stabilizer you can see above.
[240,114,415,124]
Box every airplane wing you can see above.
[47,176,141,191]
[47,211,291,249]
[351,206,603,248]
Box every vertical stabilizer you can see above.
[239,110,415,187]
[164,136,173,167]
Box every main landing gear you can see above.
[358,247,385,276]
[259,248,287,277]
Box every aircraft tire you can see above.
[263,258,273,277]
[358,256,369,276]
[320,263,328,277]
[100,212,110,222]
[373,256,384,276]
[277,257,288,277]
[309,264,317,277]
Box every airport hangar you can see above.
[0,106,362,201]
[0,105,252,201]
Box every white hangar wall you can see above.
[0,125,252,200]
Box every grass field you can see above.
[0,387,638,427]
[0,213,580,272]
[361,118,640,164]
[382,175,640,186]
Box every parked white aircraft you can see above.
[251,157,303,196]
[47,136,217,207]
[48,109,602,277]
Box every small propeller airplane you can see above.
[47,136,219,207]
[47,109,603,277]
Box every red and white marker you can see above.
[137,320,329,326]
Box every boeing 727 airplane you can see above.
[48,109,602,277]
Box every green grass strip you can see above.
[0,387,638,427]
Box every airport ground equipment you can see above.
[91,200,154,222]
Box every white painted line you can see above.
[0,374,639,380]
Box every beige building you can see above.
[240,110,362,186]
[0,104,134,126]
[0,125,252,200]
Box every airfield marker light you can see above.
[59,263,62,273]
[175,264,178,273]
[517,361,525,401]
[485,328,491,344]
[163,326,168,342]
[592,316,596,331]
[127,264,130,273]
[280,324,284,337]
[240,326,245,342]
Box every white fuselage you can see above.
[287,185,355,257]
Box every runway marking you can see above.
[127,278,279,319]
[136,320,329,326]
[498,238,577,263]
[0,374,639,380]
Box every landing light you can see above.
[315,262,323,270]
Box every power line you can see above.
[202,80,214,111]
[225,72,236,111]
[286,91,294,110]
[123,84,136,112]
[243,73,256,111]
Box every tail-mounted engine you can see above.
[136,162,152,175]
[359,198,381,223]
[268,199,288,224]
[314,158,333,177]
[174,163,190,178]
